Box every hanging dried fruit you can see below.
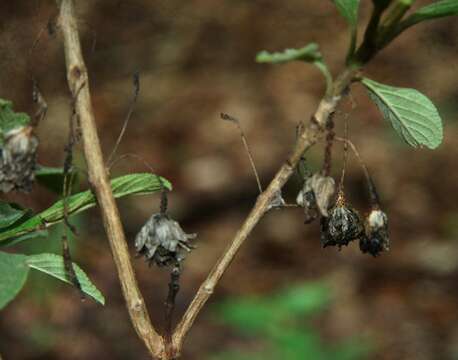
[320,192,363,248]
[135,213,196,267]
[360,208,389,257]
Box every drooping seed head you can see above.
[135,213,196,267]
[320,193,363,248]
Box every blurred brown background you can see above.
[1,0,457,359]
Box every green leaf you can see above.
[0,251,29,309]
[256,43,322,64]
[402,0,458,27]
[26,253,105,305]
[35,165,80,194]
[271,283,330,316]
[362,78,443,149]
[0,173,172,246]
[0,99,30,144]
[0,202,28,228]
[332,0,360,27]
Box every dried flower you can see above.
[0,126,38,192]
[135,213,196,267]
[296,173,335,223]
[360,209,389,257]
[320,193,363,248]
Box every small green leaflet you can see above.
[0,251,105,309]
[0,252,29,309]
[331,0,360,28]
[256,43,322,64]
[402,0,458,28]
[362,78,443,149]
[0,173,172,246]
[26,253,105,305]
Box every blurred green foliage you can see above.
[210,283,371,360]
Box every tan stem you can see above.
[57,0,164,358]
[172,68,359,354]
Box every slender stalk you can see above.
[57,1,164,358]
[164,265,181,359]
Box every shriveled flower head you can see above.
[135,213,196,267]
[360,209,389,257]
[0,126,38,192]
[321,192,363,248]
[296,173,335,223]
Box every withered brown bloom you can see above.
[135,213,196,267]
[360,209,389,257]
[320,192,363,248]
[0,126,38,192]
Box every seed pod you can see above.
[320,193,363,248]
[296,173,335,223]
[135,213,196,267]
[360,209,389,257]
[0,126,38,192]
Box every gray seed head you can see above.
[0,126,38,193]
[135,213,196,267]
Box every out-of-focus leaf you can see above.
[256,43,322,64]
[0,202,28,228]
[0,173,172,246]
[26,253,105,305]
[362,78,443,149]
[271,283,330,316]
[35,165,79,194]
[401,0,458,28]
[332,0,360,28]
[0,251,29,309]
[216,298,274,335]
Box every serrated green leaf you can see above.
[35,165,80,194]
[26,253,105,305]
[0,99,31,144]
[332,0,360,27]
[0,173,172,246]
[402,0,458,27]
[0,202,28,228]
[0,251,29,309]
[362,78,443,149]
[256,43,322,64]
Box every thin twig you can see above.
[221,113,263,193]
[57,1,164,358]
[338,115,349,191]
[334,136,380,206]
[107,72,140,167]
[164,264,181,359]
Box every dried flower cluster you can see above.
[296,161,389,256]
[135,213,196,267]
[0,126,38,192]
